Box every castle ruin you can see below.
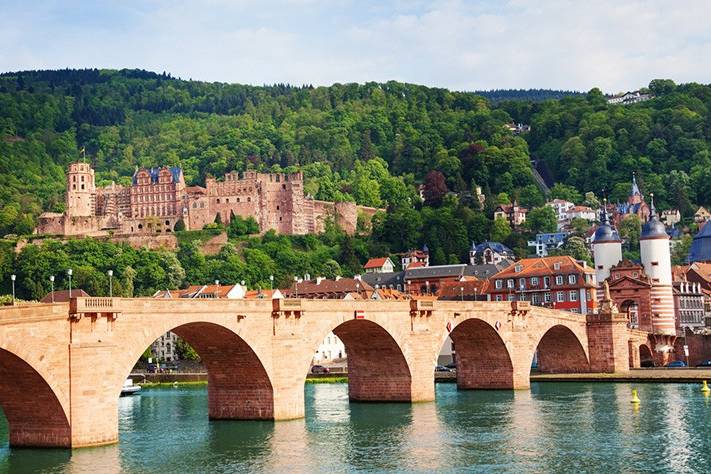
[35,163,378,237]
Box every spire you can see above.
[631,172,640,196]
[600,198,610,225]
[648,192,656,221]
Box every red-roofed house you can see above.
[363,257,395,273]
[486,256,597,314]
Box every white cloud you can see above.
[1,0,710,92]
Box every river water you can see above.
[1,382,710,473]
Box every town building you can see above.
[486,256,597,314]
[152,332,179,362]
[613,174,650,226]
[313,333,346,364]
[437,279,489,301]
[672,269,706,332]
[661,209,681,227]
[567,205,597,222]
[607,90,652,105]
[528,232,567,257]
[282,276,374,300]
[504,123,531,134]
[363,257,395,274]
[400,246,430,270]
[469,241,515,265]
[36,162,377,237]
[546,199,576,229]
[694,206,711,225]
[494,201,528,227]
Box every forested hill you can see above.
[472,89,583,103]
[0,69,710,238]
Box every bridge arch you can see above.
[0,348,70,447]
[639,344,654,365]
[534,324,590,373]
[307,319,413,402]
[448,318,514,389]
[116,321,274,420]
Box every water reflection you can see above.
[0,382,710,473]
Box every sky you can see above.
[1,0,711,93]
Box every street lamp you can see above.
[10,274,16,306]
[214,279,220,298]
[460,286,464,302]
[49,275,55,303]
[269,275,274,290]
[425,280,430,296]
[294,276,299,298]
[107,270,114,297]
[67,269,73,298]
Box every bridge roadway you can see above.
[0,297,639,448]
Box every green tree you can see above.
[491,217,512,242]
[526,206,557,233]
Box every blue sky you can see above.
[2,0,710,92]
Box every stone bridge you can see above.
[0,297,637,448]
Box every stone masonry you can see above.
[35,163,380,237]
[0,297,639,448]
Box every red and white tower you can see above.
[639,194,676,350]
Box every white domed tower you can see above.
[66,162,96,217]
[639,194,675,336]
[593,201,622,299]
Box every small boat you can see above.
[120,378,141,396]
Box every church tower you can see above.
[639,194,675,336]
[66,162,96,217]
[593,200,622,299]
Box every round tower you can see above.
[66,162,96,217]
[639,194,675,336]
[593,201,622,298]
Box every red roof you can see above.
[40,289,90,303]
[405,261,425,269]
[364,257,390,269]
[492,256,594,280]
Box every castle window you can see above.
[237,198,240,203]
[282,184,286,190]
[165,220,170,225]
[248,197,251,202]
[652,262,659,266]
[192,203,197,208]
[72,184,76,190]
[217,198,220,204]
[277,206,280,210]
[279,217,282,222]
[81,176,84,182]
[226,198,229,203]
[138,224,143,230]
[81,184,85,190]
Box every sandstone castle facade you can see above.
[36,162,376,237]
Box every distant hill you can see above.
[473,89,583,102]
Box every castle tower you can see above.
[639,194,675,336]
[66,162,96,217]
[593,200,622,299]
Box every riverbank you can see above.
[131,373,348,386]
[531,368,711,383]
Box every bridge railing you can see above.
[70,297,117,314]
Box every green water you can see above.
[1,383,710,473]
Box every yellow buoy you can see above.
[702,380,711,393]
[631,388,641,404]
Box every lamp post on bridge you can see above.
[460,286,464,302]
[49,275,55,303]
[107,270,113,298]
[67,268,73,298]
[215,279,220,298]
[10,274,16,306]
[294,276,299,298]
[269,275,274,291]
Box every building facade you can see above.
[36,162,377,237]
[486,256,597,314]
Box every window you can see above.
[568,274,577,284]
[555,275,564,285]
[569,291,578,301]
[495,280,503,289]
[519,278,526,289]
[544,276,550,287]
[507,279,515,289]
[544,293,551,303]
[217,198,221,203]
[652,262,659,266]
[531,277,539,286]
[496,295,503,301]
[556,291,565,302]
[532,294,541,304]
[515,264,522,273]
[282,184,287,190]
[507,294,515,301]
[554,262,561,270]
[570,308,580,313]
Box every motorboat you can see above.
[120,378,142,396]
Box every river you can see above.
[1,382,710,473]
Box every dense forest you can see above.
[1,69,710,298]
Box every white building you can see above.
[567,205,597,222]
[607,91,653,105]
[313,333,346,363]
[363,257,395,273]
